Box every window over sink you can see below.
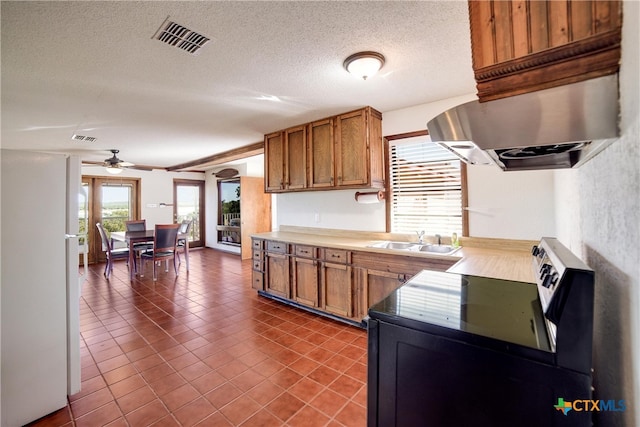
[386,131,468,237]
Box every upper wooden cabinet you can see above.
[285,125,307,190]
[335,108,383,188]
[309,118,335,189]
[264,106,384,193]
[468,0,622,101]
[264,131,284,191]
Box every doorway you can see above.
[82,176,141,264]
[173,179,205,248]
[217,179,241,246]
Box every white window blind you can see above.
[389,137,462,236]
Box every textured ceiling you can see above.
[1,1,476,170]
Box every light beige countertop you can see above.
[252,226,537,284]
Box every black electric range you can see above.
[367,237,594,427]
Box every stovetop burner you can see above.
[498,142,586,159]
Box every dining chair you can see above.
[140,223,180,281]
[125,219,153,271]
[96,222,130,279]
[176,219,193,271]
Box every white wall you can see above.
[276,190,386,231]
[272,93,558,240]
[555,2,639,426]
[81,167,205,227]
[467,166,556,239]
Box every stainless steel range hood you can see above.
[427,75,620,171]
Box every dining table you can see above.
[111,229,189,280]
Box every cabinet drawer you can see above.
[253,250,262,261]
[252,270,264,291]
[295,245,317,258]
[252,239,263,250]
[253,260,263,271]
[266,241,287,253]
[324,248,350,263]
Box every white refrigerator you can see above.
[1,150,82,426]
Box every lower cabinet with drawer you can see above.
[251,239,264,291]
[251,237,457,326]
[292,245,320,307]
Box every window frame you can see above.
[384,130,469,236]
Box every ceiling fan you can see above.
[83,149,154,174]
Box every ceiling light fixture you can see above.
[105,165,123,175]
[343,51,385,80]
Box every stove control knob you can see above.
[550,272,559,288]
[542,273,554,288]
[532,245,539,256]
[539,263,551,279]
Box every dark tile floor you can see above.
[30,248,367,427]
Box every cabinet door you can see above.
[309,118,335,188]
[265,131,285,192]
[240,178,271,260]
[468,0,622,101]
[360,269,406,318]
[292,257,319,307]
[265,252,290,298]
[321,262,353,317]
[335,109,368,187]
[285,125,307,190]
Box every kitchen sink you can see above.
[416,244,459,255]
[368,241,417,250]
[367,241,460,255]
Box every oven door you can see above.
[367,318,592,427]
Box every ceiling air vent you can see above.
[72,134,97,143]
[153,18,210,56]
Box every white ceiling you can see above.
[1,1,476,171]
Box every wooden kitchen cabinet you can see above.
[265,126,307,191]
[264,131,284,191]
[292,245,319,308]
[308,118,335,189]
[264,106,384,193]
[253,236,457,324]
[285,125,307,190]
[356,269,407,319]
[264,241,290,299]
[335,108,383,188]
[468,0,622,101]
[321,262,354,318]
[251,239,265,291]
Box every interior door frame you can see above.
[173,178,205,248]
[83,175,142,264]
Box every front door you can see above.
[173,179,205,247]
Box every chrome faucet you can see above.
[435,234,442,245]
[416,230,425,244]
